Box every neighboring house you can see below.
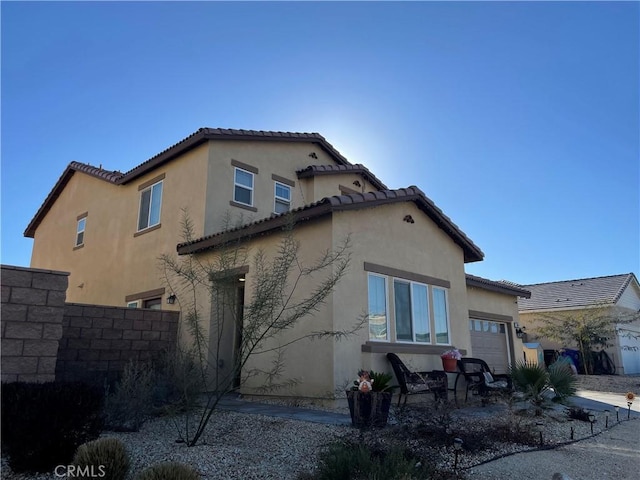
[518,273,640,375]
[25,127,530,397]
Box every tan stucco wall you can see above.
[466,286,524,365]
[203,140,340,235]
[191,216,337,397]
[308,172,378,200]
[30,143,210,307]
[330,202,470,388]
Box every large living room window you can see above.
[394,280,430,343]
[433,287,450,344]
[364,263,450,346]
[367,274,388,341]
[138,180,163,231]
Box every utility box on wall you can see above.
[523,342,544,366]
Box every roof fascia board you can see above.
[466,276,531,298]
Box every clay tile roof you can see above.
[24,161,123,238]
[296,164,387,190]
[177,186,484,263]
[518,273,639,311]
[466,274,531,298]
[25,128,353,238]
[119,127,352,183]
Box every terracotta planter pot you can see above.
[346,390,392,428]
[442,357,458,372]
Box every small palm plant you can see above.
[510,361,576,415]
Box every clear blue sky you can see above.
[2,1,638,285]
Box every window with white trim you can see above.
[433,287,450,344]
[367,274,388,341]
[234,168,254,206]
[274,182,291,214]
[138,180,163,231]
[365,268,450,345]
[76,217,86,246]
[393,280,431,343]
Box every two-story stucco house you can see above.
[25,127,530,398]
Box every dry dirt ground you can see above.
[575,373,640,394]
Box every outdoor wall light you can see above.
[453,438,463,471]
[167,293,177,305]
[604,410,610,429]
[535,421,544,446]
[514,323,526,339]
[588,413,595,434]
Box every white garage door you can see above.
[469,319,510,374]
[619,327,640,375]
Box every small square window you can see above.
[274,182,291,214]
[76,217,86,246]
[234,168,254,206]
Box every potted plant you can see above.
[440,348,462,372]
[346,370,395,428]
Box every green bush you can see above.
[153,349,203,413]
[1,381,103,473]
[311,441,433,480]
[135,462,200,480]
[510,361,576,414]
[73,438,130,480]
[104,360,156,431]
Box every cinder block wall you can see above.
[1,265,69,382]
[56,304,179,386]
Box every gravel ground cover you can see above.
[2,374,638,479]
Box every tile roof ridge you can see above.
[521,272,632,287]
[70,161,123,183]
[611,273,637,304]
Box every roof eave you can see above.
[466,275,531,298]
[24,167,76,238]
[177,203,333,255]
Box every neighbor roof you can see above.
[466,274,531,298]
[24,128,353,238]
[518,273,639,311]
[177,186,485,263]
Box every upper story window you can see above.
[234,168,254,206]
[138,180,163,231]
[274,182,291,214]
[75,215,87,247]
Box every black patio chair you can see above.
[386,353,447,406]
[455,357,512,402]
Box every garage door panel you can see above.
[469,320,509,374]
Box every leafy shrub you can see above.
[1,381,103,473]
[510,361,576,414]
[566,406,591,422]
[153,349,203,413]
[134,462,200,480]
[73,438,130,480]
[309,440,435,480]
[104,360,156,431]
[369,370,396,393]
